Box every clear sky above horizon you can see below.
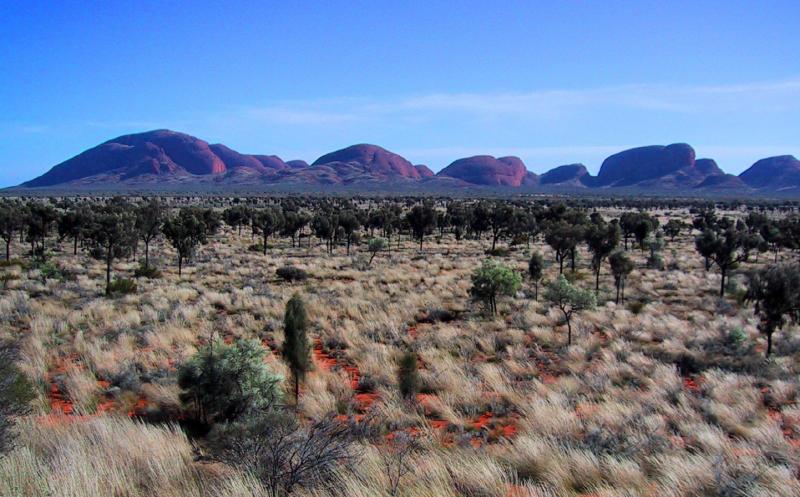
[1,1,799,187]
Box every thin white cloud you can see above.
[234,77,800,126]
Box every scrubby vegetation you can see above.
[1,195,800,496]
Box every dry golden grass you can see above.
[1,206,799,496]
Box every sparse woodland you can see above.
[1,195,800,497]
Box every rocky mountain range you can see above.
[14,129,800,195]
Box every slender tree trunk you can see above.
[73,236,78,256]
[766,331,773,358]
[369,252,376,265]
[144,241,150,269]
[566,314,572,346]
[615,279,620,304]
[105,252,112,295]
[719,268,726,297]
[559,255,564,274]
[621,278,625,303]
[419,237,423,251]
[178,254,183,276]
[263,231,268,256]
[595,268,600,293]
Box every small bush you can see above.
[276,266,309,282]
[248,243,265,253]
[484,247,509,257]
[397,352,419,400]
[0,272,19,289]
[107,278,137,295]
[627,299,647,315]
[646,253,665,270]
[133,264,162,279]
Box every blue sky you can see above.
[1,1,799,187]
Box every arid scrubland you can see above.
[1,199,799,497]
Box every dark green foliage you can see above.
[746,263,800,357]
[0,346,35,455]
[57,204,91,255]
[214,410,356,496]
[405,203,437,250]
[133,264,162,279]
[397,352,419,400]
[162,209,209,276]
[528,252,544,301]
[312,213,337,254]
[609,250,634,304]
[135,199,164,269]
[627,299,647,315]
[253,207,283,255]
[107,278,137,295]
[25,202,58,254]
[337,211,360,255]
[367,238,387,265]
[276,265,309,282]
[178,338,282,425]
[0,202,23,261]
[544,274,596,345]
[544,220,584,274]
[283,294,311,403]
[469,259,522,315]
[663,219,684,241]
[695,227,745,297]
[85,203,137,295]
[585,218,620,292]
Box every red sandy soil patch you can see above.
[731,447,762,457]
[42,352,155,423]
[682,376,703,394]
[506,484,529,497]
[669,435,686,449]
[592,325,610,344]
[767,408,800,448]
[312,338,377,412]
[576,403,599,419]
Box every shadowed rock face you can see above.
[24,130,227,187]
[286,160,309,169]
[310,144,424,180]
[415,165,435,178]
[595,143,696,186]
[695,173,749,190]
[539,164,589,186]
[695,158,723,176]
[437,155,535,186]
[17,129,800,193]
[739,156,800,189]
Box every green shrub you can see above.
[469,259,522,315]
[178,338,282,424]
[484,247,510,257]
[627,299,647,315]
[107,278,137,295]
[276,266,309,282]
[726,327,748,349]
[248,243,265,253]
[397,352,419,400]
[134,264,162,279]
